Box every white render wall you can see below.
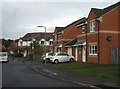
[18,38,53,46]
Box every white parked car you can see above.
[50,52,74,64]
[0,52,9,63]
[41,52,55,63]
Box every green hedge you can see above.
[14,52,23,57]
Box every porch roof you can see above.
[74,40,86,46]
[65,38,77,47]
[65,39,86,47]
[56,44,62,48]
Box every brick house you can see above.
[18,32,53,57]
[65,18,87,61]
[53,27,65,52]
[53,18,86,61]
[53,2,120,64]
[85,2,120,64]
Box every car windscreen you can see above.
[48,53,55,56]
[0,53,7,56]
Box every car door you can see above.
[56,53,62,62]
[62,53,69,62]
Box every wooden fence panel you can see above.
[110,48,120,64]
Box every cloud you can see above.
[1,1,118,39]
[2,0,119,2]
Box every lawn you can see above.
[34,58,119,81]
[49,62,119,81]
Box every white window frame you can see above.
[82,25,85,33]
[89,44,97,55]
[49,41,53,45]
[20,41,22,46]
[90,21,95,32]
[41,41,45,45]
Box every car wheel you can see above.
[70,58,74,62]
[46,58,50,63]
[54,59,59,64]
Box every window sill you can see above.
[89,54,97,56]
[90,31,95,33]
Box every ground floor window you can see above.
[89,44,97,55]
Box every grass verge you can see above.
[49,62,119,81]
[33,58,119,81]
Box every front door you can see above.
[82,46,86,62]
[68,48,72,56]
[75,47,78,61]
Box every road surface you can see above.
[2,58,81,88]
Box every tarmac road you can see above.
[2,58,82,88]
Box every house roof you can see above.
[54,18,86,35]
[21,32,53,41]
[65,17,86,29]
[92,1,120,18]
[54,27,65,34]
[91,8,103,17]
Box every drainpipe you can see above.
[57,34,58,52]
[53,33,54,52]
[96,18,100,64]
[85,21,88,62]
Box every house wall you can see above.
[60,18,86,52]
[99,6,120,64]
[77,35,86,62]
[61,25,80,39]
[99,33,119,64]
[118,5,120,47]
[18,39,53,47]
[53,3,119,64]
[86,6,120,64]
[87,10,98,63]
[87,34,98,63]
[100,7,119,31]
[18,41,31,46]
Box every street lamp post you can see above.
[37,26,47,66]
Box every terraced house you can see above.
[53,2,120,64]
[18,32,53,57]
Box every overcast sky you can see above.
[1,0,119,40]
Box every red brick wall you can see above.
[53,4,119,64]
[118,5,120,47]
[87,10,97,32]
[86,7,119,64]
[100,7,119,31]
[99,7,119,64]
[87,10,98,63]
[87,34,98,63]
[61,26,80,39]
[100,33,119,64]
[61,19,86,40]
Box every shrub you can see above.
[14,52,23,57]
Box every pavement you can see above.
[22,60,120,89]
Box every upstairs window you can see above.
[20,41,22,46]
[90,21,95,32]
[41,41,44,45]
[82,25,85,33]
[49,41,53,45]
